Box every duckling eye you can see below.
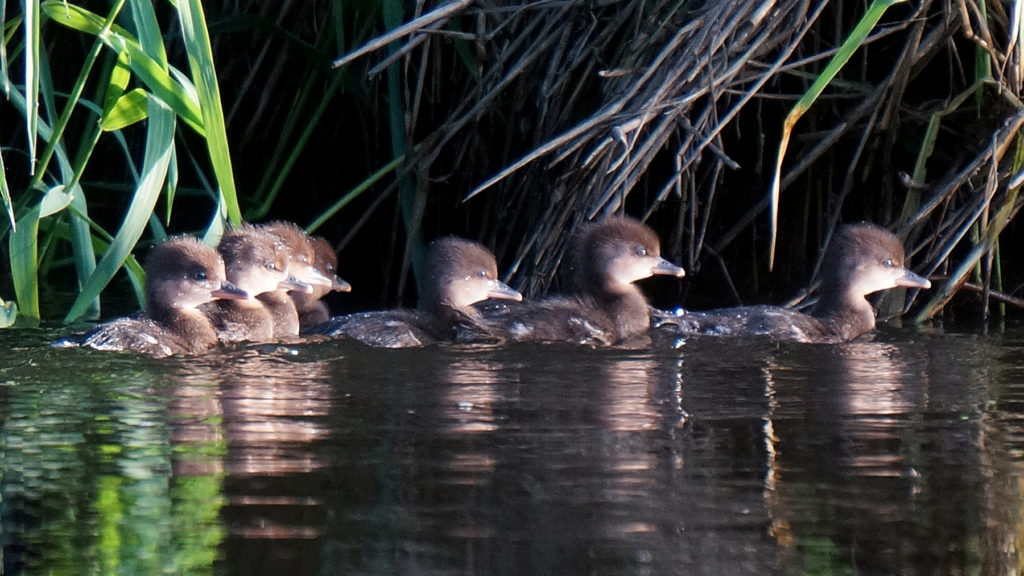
[882,258,895,267]
[633,245,648,257]
[191,268,208,281]
[265,261,278,271]
[476,269,489,278]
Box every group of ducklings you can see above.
[62,217,931,357]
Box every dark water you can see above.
[2,325,1023,575]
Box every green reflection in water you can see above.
[1,366,226,576]
[799,537,854,576]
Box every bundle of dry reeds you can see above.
[332,0,1024,322]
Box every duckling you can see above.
[292,236,352,329]
[261,221,338,338]
[60,236,248,357]
[306,237,522,347]
[477,217,685,346]
[653,223,932,343]
[203,224,312,343]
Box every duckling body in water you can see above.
[653,224,931,343]
[476,217,685,346]
[202,224,312,343]
[292,236,351,329]
[61,236,248,357]
[305,237,522,347]
[261,221,341,338]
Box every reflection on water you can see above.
[3,328,1024,573]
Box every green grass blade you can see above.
[128,0,167,64]
[69,197,101,319]
[164,144,178,225]
[0,146,14,230]
[382,0,425,290]
[306,155,405,233]
[103,51,132,113]
[202,194,226,245]
[101,87,150,130]
[176,0,240,227]
[32,0,127,190]
[43,2,206,135]
[24,0,40,175]
[767,0,907,269]
[1,0,9,96]
[10,203,41,319]
[0,0,10,228]
[64,98,175,322]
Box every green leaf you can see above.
[767,0,909,269]
[10,203,41,319]
[176,0,241,226]
[39,184,73,218]
[64,98,175,323]
[0,145,14,230]
[0,0,11,96]
[102,33,205,135]
[0,297,16,328]
[128,0,168,65]
[103,52,133,115]
[43,2,206,135]
[68,193,101,319]
[25,0,40,175]
[101,88,150,131]
[41,1,133,37]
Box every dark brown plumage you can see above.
[292,235,351,329]
[654,224,932,343]
[64,237,248,357]
[306,237,521,347]
[203,224,311,343]
[478,217,685,345]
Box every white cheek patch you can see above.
[611,257,657,284]
[238,268,280,295]
[850,264,902,296]
[171,287,210,309]
[448,278,492,308]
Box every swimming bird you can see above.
[292,235,351,329]
[477,217,685,346]
[261,221,340,337]
[203,224,312,343]
[306,237,522,347]
[653,223,932,343]
[62,236,248,357]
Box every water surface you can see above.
[2,325,1022,574]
